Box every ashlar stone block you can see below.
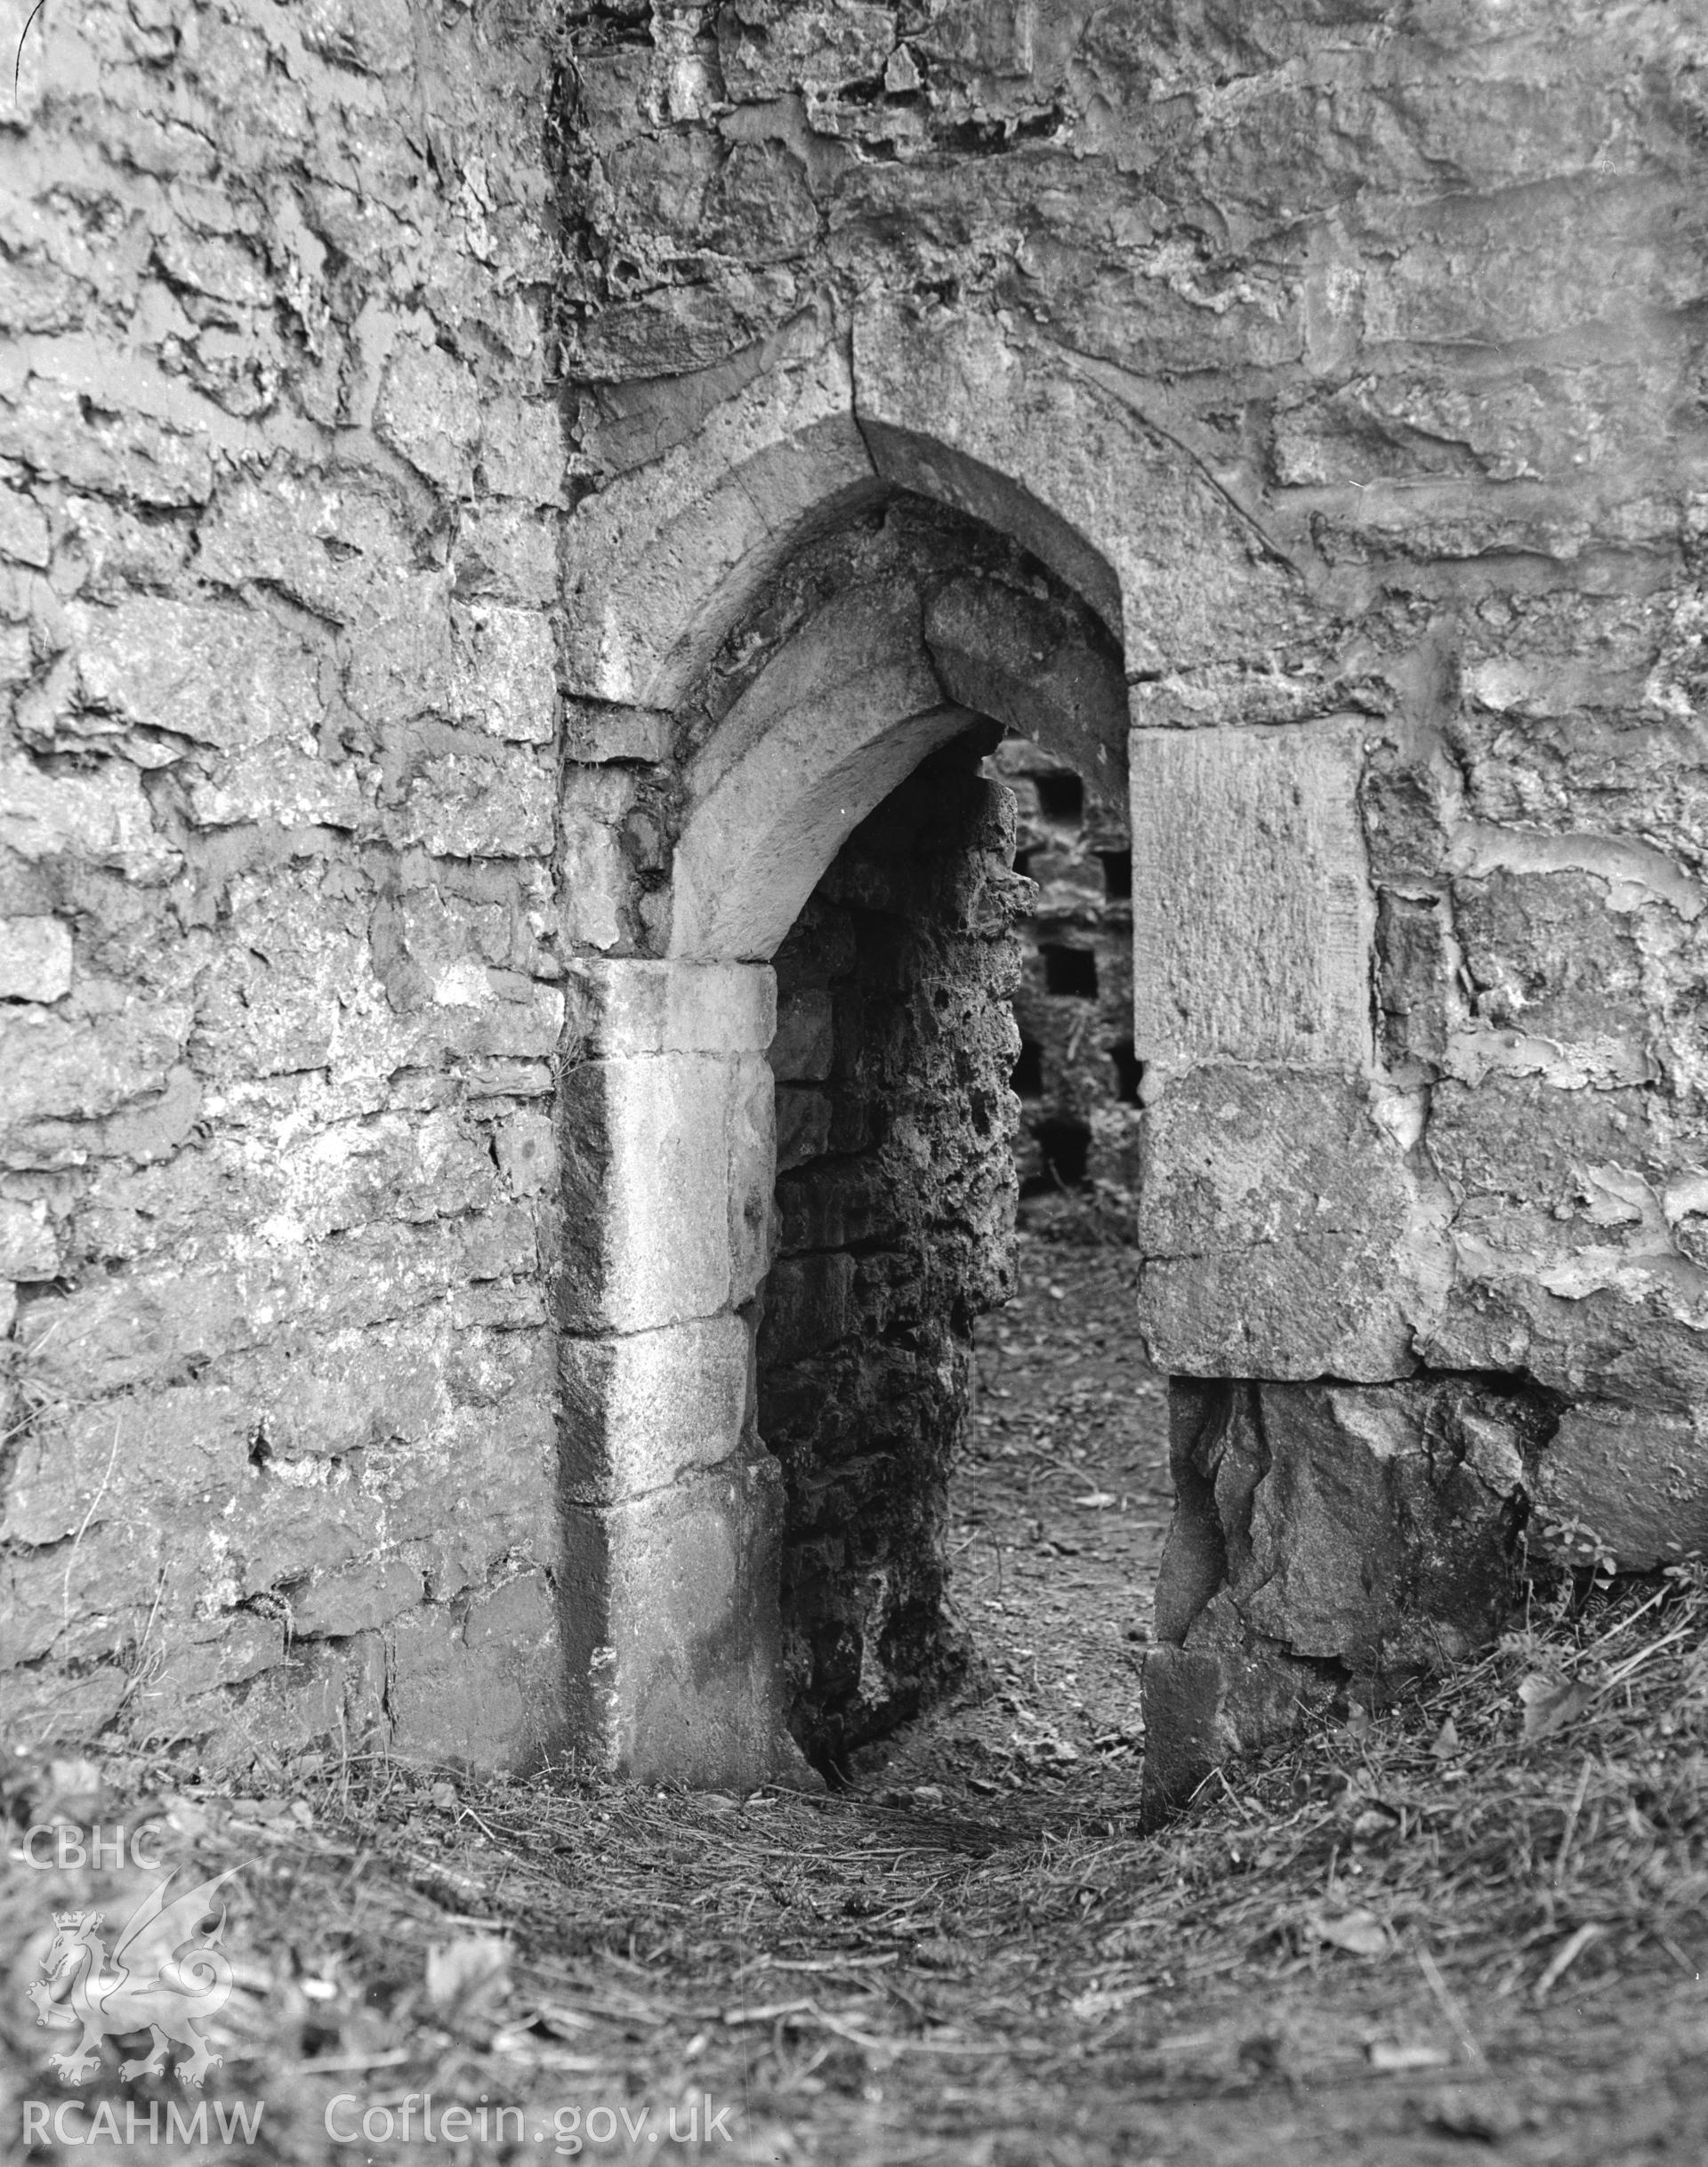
[569,956,777,1058]
[560,1313,753,1505]
[1136,1066,1422,1381]
[560,1049,776,1332]
[560,1454,815,1790]
[561,335,879,707]
[1130,717,1374,1075]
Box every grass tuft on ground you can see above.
[4,1563,1705,2163]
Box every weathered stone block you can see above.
[451,603,558,745]
[342,570,455,726]
[560,1050,775,1332]
[1448,704,1708,877]
[769,989,834,1081]
[374,338,480,492]
[1129,718,1373,1074]
[0,1197,58,1279]
[383,734,555,859]
[1136,1067,1422,1381]
[195,469,407,624]
[496,1110,556,1196]
[3,1384,253,1547]
[719,1,895,100]
[562,697,673,765]
[1140,1643,1333,1826]
[1237,1382,1527,1671]
[16,1212,546,1405]
[560,1456,813,1789]
[559,764,640,954]
[0,1522,162,1670]
[1428,1075,1662,1213]
[702,141,819,263]
[182,737,367,833]
[0,752,179,881]
[0,379,213,508]
[568,957,777,1058]
[150,1613,286,1703]
[477,393,564,504]
[561,337,880,706]
[455,506,559,609]
[1376,890,1452,1068]
[761,1253,856,1363]
[1360,748,1454,884]
[1140,1370,1551,1817]
[387,1572,567,1772]
[776,1085,832,1171]
[69,598,324,753]
[291,1555,426,1639]
[0,1000,190,1137]
[560,1313,753,1504]
[1451,867,1648,1076]
[187,1633,388,1768]
[0,915,72,1002]
[1533,1401,1708,1570]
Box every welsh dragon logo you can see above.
[26,1866,242,2088]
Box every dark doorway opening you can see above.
[759,730,1018,1777]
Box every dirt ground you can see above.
[851,1225,1167,1803]
[4,1228,1707,2164]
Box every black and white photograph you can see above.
[2,2,1706,2159]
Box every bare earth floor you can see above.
[4,1231,1707,2164]
[849,1228,1165,1802]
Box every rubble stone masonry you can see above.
[2,0,1705,1799]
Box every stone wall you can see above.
[762,737,1022,1773]
[553,0,1708,1796]
[4,0,1706,1791]
[995,737,1137,1203]
[2,0,573,1768]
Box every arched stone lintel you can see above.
[561,334,883,710]
[671,702,977,962]
[560,315,1131,713]
[922,573,1129,805]
[665,563,1135,963]
[861,418,1125,640]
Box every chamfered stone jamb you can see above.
[558,957,810,1786]
[560,1454,808,1789]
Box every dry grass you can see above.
[4,1565,1707,2164]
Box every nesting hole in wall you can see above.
[1025,1116,1092,1194]
[1099,849,1132,900]
[1011,1035,1045,1099]
[1033,771,1084,823]
[1110,1038,1144,1106]
[1043,944,1099,998]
